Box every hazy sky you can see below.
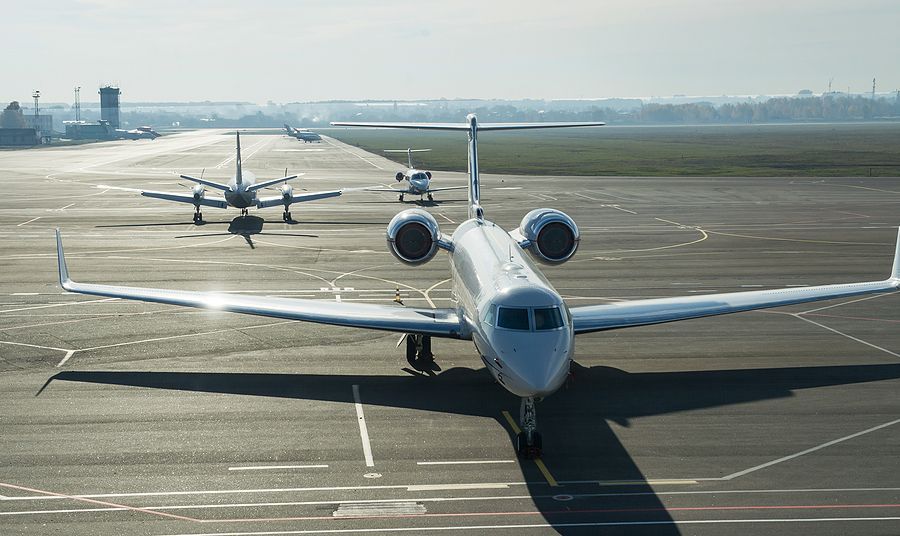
[5,0,899,103]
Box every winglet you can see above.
[892,226,900,282]
[55,228,72,290]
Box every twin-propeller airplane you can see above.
[57,115,900,458]
[139,132,342,223]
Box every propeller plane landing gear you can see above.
[240,208,249,217]
[399,193,405,202]
[516,397,542,459]
[282,210,292,222]
[405,333,439,374]
[192,207,203,224]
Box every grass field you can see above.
[323,122,900,177]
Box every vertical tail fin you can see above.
[407,148,414,169]
[235,131,243,186]
[466,114,482,220]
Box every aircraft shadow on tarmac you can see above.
[166,216,318,248]
[41,362,900,535]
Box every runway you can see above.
[1,129,899,535]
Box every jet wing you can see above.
[570,229,900,335]
[256,189,342,209]
[55,230,464,339]
[140,190,229,209]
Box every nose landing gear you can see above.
[193,207,203,224]
[240,208,249,217]
[516,397,542,459]
[282,209,292,222]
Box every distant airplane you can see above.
[366,148,466,202]
[139,132,342,223]
[55,114,900,459]
[117,126,161,140]
[283,123,322,143]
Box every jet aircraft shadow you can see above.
[41,362,900,534]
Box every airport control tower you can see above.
[99,86,121,129]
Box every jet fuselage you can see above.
[450,218,573,398]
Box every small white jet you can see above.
[118,126,161,140]
[56,114,900,459]
[139,132,342,223]
[283,123,322,143]
[366,148,466,202]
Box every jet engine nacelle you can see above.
[396,172,405,182]
[192,184,205,202]
[516,208,580,264]
[281,184,293,205]
[386,209,443,265]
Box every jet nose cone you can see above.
[496,334,571,398]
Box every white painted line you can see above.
[800,292,896,314]
[11,293,39,296]
[352,384,375,467]
[0,340,72,354]
[7,487,900,515]
[17,217,41,227]
[0,297,118,315]
[438,213,456,224]
[77,320,294,352]
[572,192,601,201]
[417,460,515,466]
[324,138,384,170]
[406,483,509,492]
[794,315,900,359]
[228,465,328,471]
[56,203,76,211]
[721,417,900,480]
[56,350,76,368]
[152,518,900,535]
[493,187,521,190]
[609,205,638,215]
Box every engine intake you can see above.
[387,209,444,265]
[517,208,580,264]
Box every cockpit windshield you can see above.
[495,306,565,331]
[534,307,564,330]
[497,307,530,330]
[411,173,429,181]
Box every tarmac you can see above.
[0,129,898,535]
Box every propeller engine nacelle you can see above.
[386,209,444,265]
[516,208,580,264]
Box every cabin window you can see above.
[497,307,530,330]
[534,307,564,330]
[483,305,496,325]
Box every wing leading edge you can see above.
[571,228,900,335]
[55,230,464,339]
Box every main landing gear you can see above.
[282,209,292,222]
[399,193,405,202]
[427,193,434,201]
[516,397,542,459]
[240,208,249,217]
[405,333,438,373]
[192,207,203,224]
